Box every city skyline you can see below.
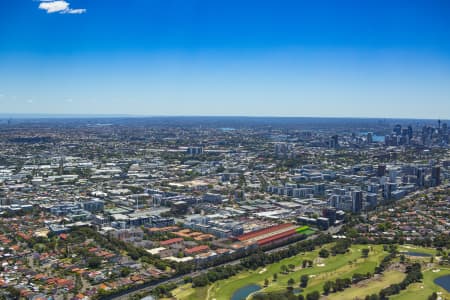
[1,0,450,118]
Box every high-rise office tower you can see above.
[416,168,425,187]
[329,135,339,148]
[393,124,402,135]
[377,165,386,177]
[431,166,441,186]
[367,132,373,144]
[407,125,413,141]
[352,190,363,213]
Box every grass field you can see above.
[172,244,387,300]
[170,284,208,300]
[170,244,449,300]
[390,267,450,300]
[327,270,406,300]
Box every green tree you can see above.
[87,256,102,268]
[323,281,332,295]
[288,278,295,286]
[319,248,330,258]
[300,275,309,288]
[362,248,370,258]
[306,290,320,300]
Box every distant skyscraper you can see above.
[367,184,379,193]
[393,124,402,135]
[329,135,339,149]
[59,156,64,175]
[383,183,395,200]
[389,168,398,182]
[407,125,413,141]
[366,193,378,208]
[367,132,373,144]
[377,165,386,177]
[352,190,363,213]
[431,166,441,186]
[274,142,292,157]
[443,123,448,134]
[384,135,391,146]
[416,168,425,187]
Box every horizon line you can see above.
[0,113,448,122]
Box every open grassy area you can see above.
[169,284,208,300]
[173,244,387,300]
[390,267,450,300]
[281,244,387,297]
[171,244,449,300]
[301,229,316,236]
[327,270,406,300]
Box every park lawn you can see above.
[327,270,406,300]
[204,244,386,300]
[390,267,450,300]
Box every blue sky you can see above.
[1,0,450,118]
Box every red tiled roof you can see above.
[237,223,294,241]
[257,229,296,246]
[160,238,183,246]
[185,245,209,255]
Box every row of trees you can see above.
[151,282,178,298]
[330,239,352,255]
[240,234,333,271]
[323,278,352,294]
[363,263,423,300]
[379,263,423,298]
[374,245,397,274]
[191,264,244,287]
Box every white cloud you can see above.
[27,99,34,104]
[39,1,69,13]
[38,0,86,14]
[65,8,86,14]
